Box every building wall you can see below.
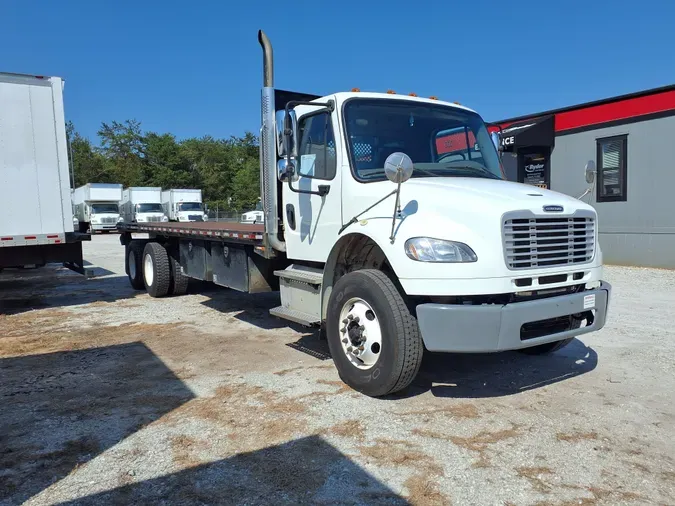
[550,115,675,268]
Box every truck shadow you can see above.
[0,341,194,505]
[56,435,408,505]
[0,264,137,316]
[403,338,598,399]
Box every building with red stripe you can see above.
[487,84,675,268]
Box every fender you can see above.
[321,228,405,319]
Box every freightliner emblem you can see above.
[543,205,564,212]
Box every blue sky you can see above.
[2,0,673,143]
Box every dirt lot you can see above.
[1,234,674,505]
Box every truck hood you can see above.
[400,177,588,215]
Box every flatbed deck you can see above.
[118,221,264,243]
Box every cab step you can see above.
[273,265,323,285]
[271,264,324,326]
[269,306,321,326]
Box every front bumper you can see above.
[91,224,118,231]
[416,281,611,353]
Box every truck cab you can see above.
[86,202,122,232]
[172,201,206,222]
[133,202,168,223]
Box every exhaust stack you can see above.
[258,30,285,253]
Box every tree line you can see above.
[66,120,260,213]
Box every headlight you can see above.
[161,216,169,222]
[405,237,477,263]
[117,216,124,223]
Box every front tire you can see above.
[142,242,171,298]
[326,269,423,397]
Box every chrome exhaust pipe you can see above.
[258,30,285,253]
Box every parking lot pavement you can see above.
[1,234,674,505]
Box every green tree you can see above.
[66,121,112,187]
[144,132,194,188]
[97,119,145,185]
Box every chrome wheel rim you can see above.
[338,297,382,370]
[143,253,154,287]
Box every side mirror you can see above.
[275,109,298,158]
[384,152,414,184]
[277,158,296,182]
[585,160,596,184]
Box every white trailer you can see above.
[120,187,168,224]
[161,188,206,222]
[72,183,123,233]
[0,72,89,273]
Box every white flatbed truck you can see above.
[0,72,89,274]
[118,30,611,397]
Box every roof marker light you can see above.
[429,96,438,100]
[408,92,418,97]
[352,88,360,92]
[386,90,396,94]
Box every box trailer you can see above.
[118,30,611,398]
[0,72,89,273]
[120,187,168,224]
[72,183,123,233]
[161,188,206,222]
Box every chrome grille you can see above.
[147,216,162,222]
[503,211,595,270]
[100,217,117,224]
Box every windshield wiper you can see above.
[443,163,502,180]
[411,167,441,177]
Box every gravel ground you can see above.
[1,234,674,506]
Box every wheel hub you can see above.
[338,298,382,370]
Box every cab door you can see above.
[282,103,342,262]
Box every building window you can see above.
[596,134,627,202]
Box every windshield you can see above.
[136,203,163,213]
[177,202,203,212]
[343,99,504,181]
[91,203,119,214]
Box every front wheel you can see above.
[325,269,423,397]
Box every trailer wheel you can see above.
[169,254,189,296]
[125,241,146,290]
[325,269,423,397]
[142,242,171,298]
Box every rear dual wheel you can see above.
[326,269,423,398]
[126,241,188,297]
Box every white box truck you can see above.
[118,30,611,398]
[120,187,168,223]
[161,188,206,222]
[72,183,123,233]
[0,72,89,273]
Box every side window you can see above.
[596,134,628,202]
[297,113,337,180]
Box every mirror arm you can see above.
[338,189,397,235]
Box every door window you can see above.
[297,113,337,180]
